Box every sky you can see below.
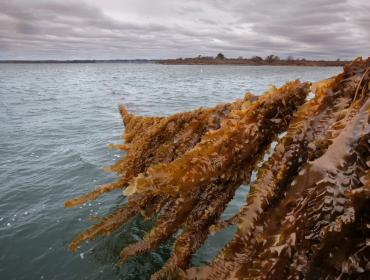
[0,0,369,60]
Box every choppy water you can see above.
[0,63,341,280]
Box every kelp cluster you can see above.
[65,57,370,279]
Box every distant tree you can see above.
[237,56,243,60]
[216,53,225,60]
[251,56,263,62]
[287,55,294,61]
[337,58,341,62]
[265,54,280,63]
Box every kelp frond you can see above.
[123,80,309,197]
[65,96,250,208]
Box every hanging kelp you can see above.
[66,57,370,280]
[65,94,254,208]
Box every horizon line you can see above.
[0,57,353,63]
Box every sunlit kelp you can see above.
[210,76,348,234]
[66,57,370,279]
[64,95,252,208]
[185,58,370,279]
[66,93,257,249]
[123,80,309,197]
[67,80,308,256]
[114,80,309,277]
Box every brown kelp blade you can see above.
[150,83,308,278]
[185,58,370,280]
[66,94,254,248]
[151,183,239,280]
[64,179,127,208]
[69,194,154,252]
[233,98,370,279]
[119,104,163,144]
[209,70,352,234]
[67,80,308,256]
[119,192,199,265]
[124,80,309,197]
[117,80,307,267]
[65,97,250,208]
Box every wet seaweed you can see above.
[123,81,309,197]
[66,57,370,279]
[64,94,252,208]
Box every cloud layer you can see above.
[0,0,369,60]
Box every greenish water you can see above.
[0,63,341,280]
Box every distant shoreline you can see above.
[0,58,349,66]
[157,58,348,67]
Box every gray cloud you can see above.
[0,0,369,60]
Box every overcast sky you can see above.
[0,0,369,60]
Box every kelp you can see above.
[210,75,350,233]
[64,94,254,208]
[64,95,252,208]
[66,57,370,279]
[114,80,309,274]
[185,58,370,279]
[66,93,258,250]
[123,80,309,197]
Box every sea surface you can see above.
[0,63,342,280]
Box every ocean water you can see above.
[0,63,342,280]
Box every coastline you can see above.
[0,59,348,67]
[157,58,348,67]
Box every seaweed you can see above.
[64,94,252,208]
[65,57,370,279]
[123,80,309,197]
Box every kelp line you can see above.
[65,57,370,279]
